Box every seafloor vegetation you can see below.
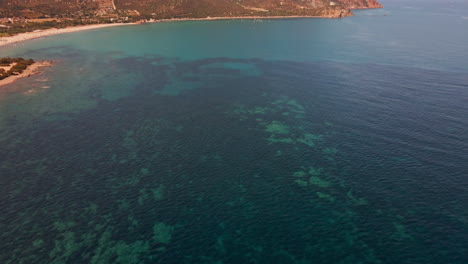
[0,49,466,263]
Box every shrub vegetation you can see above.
[0,57,35,80]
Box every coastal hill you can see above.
[0,0,382,19]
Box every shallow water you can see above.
[1,0,467,263]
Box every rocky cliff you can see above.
[0,0,382,19]
[334,0,383,9]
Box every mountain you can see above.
[0,0,383,19]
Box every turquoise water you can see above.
[1,0,467,263]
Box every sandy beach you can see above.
[156,15,332,23]
[0,61,52,87]
[0,23,134,47]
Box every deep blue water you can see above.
[0,0,467,263]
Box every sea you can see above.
[0,0,467,263]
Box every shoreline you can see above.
[0,23,135,48]
[0,61,52,87]
[0,15,341,48]
[0,4,384,48]
[156,15,336,23]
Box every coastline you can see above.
[0,1,385,48]
[156,15,336,23]
[0,61,52,87]
[0,14,352,88]
[0,23,135,48]
[0,15,341,48]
